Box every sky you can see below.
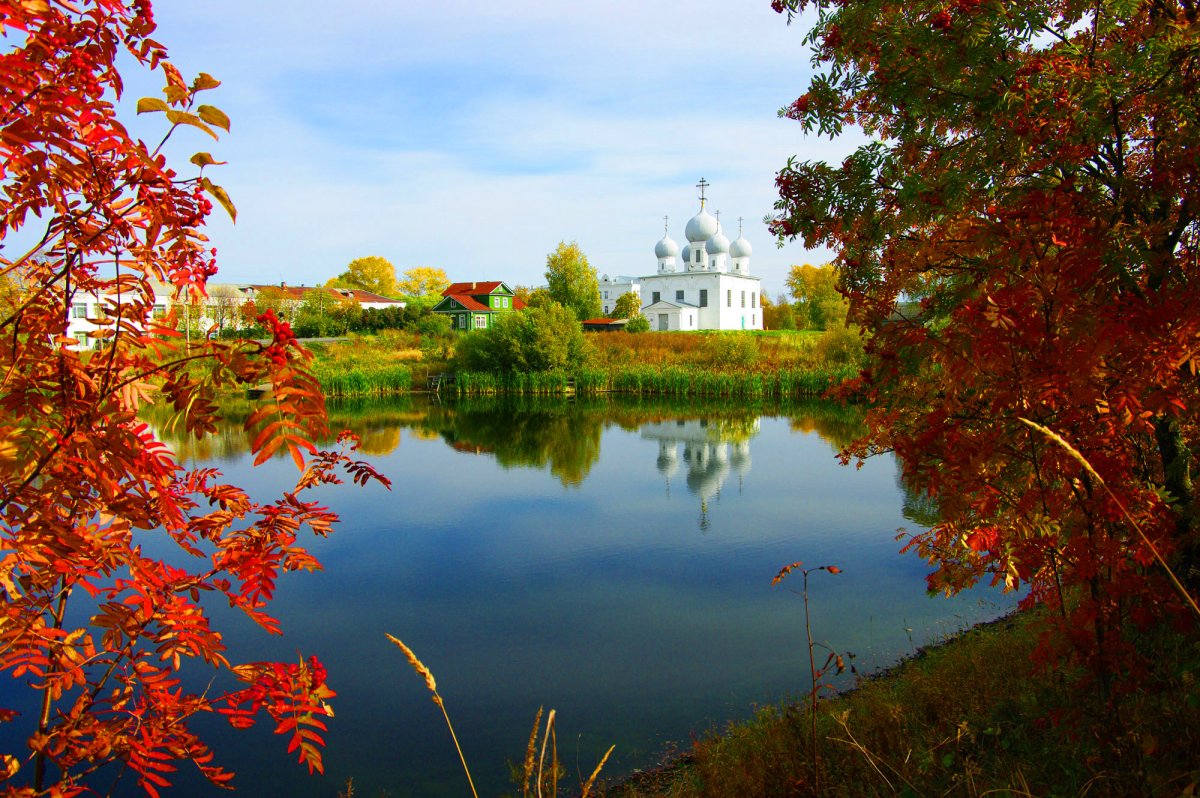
[116,0,863,299]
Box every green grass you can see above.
[602,610,1200,798]
[312,362,413,396]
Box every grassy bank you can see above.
[305,327,863,398]
[602,610,1200,798]
[449,363,856,397]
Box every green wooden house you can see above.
[432,281,524,330]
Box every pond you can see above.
[15,395,1016,797]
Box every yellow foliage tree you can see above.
[398,266,450,298]
[327,256,399,297]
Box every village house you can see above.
[432,281,524,330]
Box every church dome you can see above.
[681,243,693,264]
[655,234,679,258]
[685,208,719,243]
[730,235,753,258]
[706,228,730,255]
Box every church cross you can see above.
[738,216,744,237]
[696,177,709,208]
[663,215,670,235]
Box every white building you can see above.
[599,180,763,331]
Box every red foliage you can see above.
[0,1,389,793]
[771,0,1200,701]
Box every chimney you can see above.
[471,281,476,290]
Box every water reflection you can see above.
[145,395,864,492]
[643,418,759,529]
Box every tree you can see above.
[544,241,602,321]
[761,291,797,331]
[207,284,245,337]
[610,291,642,319]
[786,263,847,330]
[397,266,450,298]
[456,302,590,373]
[0,3,388,794]
[293,290,361,338]
[771,0,1200,703]
[327,256,399,297]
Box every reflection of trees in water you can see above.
[143,394,874,494]
[895,456,943,529]
[143,396,417,460]
[787,400,866,452]
[426,399,603,488]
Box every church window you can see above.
[699,289,708,307]
[604,306,609,314]
[676,290,684,301]
[652,291,661,303]
[741,291,746,308]
[603,291,609,299]
[727,290,732,308]
[751,292,757,308]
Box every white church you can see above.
[599,179,763,331]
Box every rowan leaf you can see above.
[136,97,170,114]
[196,104,231,132]
[200,177,237,222]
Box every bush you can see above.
[455,303,590,373]
[812,324,866,366]
[624,314,650,333]
[700,333,759,370]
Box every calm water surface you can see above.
[33,396,1017,796]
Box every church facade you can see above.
[598,181,763,332]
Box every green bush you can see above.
[455,302,591,373]
[624,314,650,333]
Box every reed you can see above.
[313,363,412,396]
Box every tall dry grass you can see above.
[388,634,612,798]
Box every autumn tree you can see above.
[248,284,296,324]
[0,2,387,794]
[610,291,641,319]
[327,255,399,297]
[786,263,847,330]
[770,0,1200,715]
[760,290,796,331]
[544,241,602,321]
[397,266,450,298]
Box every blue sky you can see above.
[126,1,859,299]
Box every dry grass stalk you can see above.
[1017,417,1200,622]
[522,706,544,797]
[385,633,478,798]
[537,708,558,798]
[580,744,616,798]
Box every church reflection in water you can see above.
[640,418,759,530]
